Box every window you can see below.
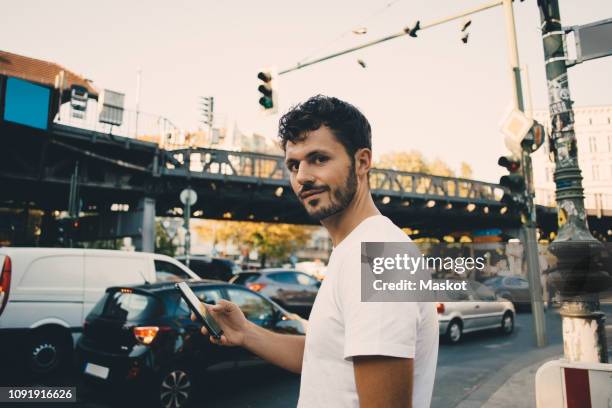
[589,136,598,153]
[268,272,299,285]
[470,282,496,301]
[296,273,318,286]
[227,288,274,323]
[230,273,261,285]
[176,288,223,317]
[593,165,600,181]
[101,292,161,322]
[155,260,191,282]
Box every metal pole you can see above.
[184,194,192,268]
[279,0,503,75]
[538,0,610,363]
[502,0,547,347]
[135,68,142,138]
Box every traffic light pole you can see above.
[538,0,610,363]
[502,0,547,348]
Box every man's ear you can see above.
[354,148,373,177]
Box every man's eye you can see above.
[288,163,299,172]
[314,156,328,164]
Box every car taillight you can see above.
[247,282,266,292]
[436,303,445,314]
[0,256,12,317]
[133,326,160,345]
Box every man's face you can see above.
[284,126,357,221]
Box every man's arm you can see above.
[242,321,305,374]
[353,356,414,408]
[194,299,305,374]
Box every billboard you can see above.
[3,77,51,130]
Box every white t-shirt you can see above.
[298,215,438,408]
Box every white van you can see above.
[0,248,199,377]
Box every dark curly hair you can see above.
[278,95,372,161]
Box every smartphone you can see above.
[175,282,224,339]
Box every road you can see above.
[5,305,612,408]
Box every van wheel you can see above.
[158,366,194,408]
[445,319,463,344]
[27,329,71,377]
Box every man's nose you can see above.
[295,162,315,185]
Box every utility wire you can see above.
[298,0,405,64]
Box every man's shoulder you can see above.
[354,215,410,243]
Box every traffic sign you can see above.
[180,188,197,206]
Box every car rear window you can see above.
[93,290,162,322]
[231,273,261,285]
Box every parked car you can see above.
[230,268,321,318]
[0,248,200,378]
[437,280,515,344]
[76,279,305,407]
[483,276,532,310]
[175,255,241,281]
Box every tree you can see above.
[375,151,456,177]
[215,221,313,267]
[460,162,473,179]
[155,220,178,257]
[376,151,429,173]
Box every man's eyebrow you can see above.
[285,150,331,166]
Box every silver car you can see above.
[437,280,515,344]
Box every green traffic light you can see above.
[259,97,273,109]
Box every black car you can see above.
[76,280,305,408]
[175,255,241,281]
[230,269,320,319]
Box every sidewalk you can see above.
[453,345,563,408]
[457,324,612,408]
[481,356,559,408]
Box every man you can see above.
[195,95,438,407]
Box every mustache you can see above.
[299,183,330,197]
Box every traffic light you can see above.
[498,155,527,216]
[257,69,278,114]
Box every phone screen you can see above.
[175,282,223,338]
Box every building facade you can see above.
[532,105,612,213]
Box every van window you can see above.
[85,256,147,289]
[155,260,191,282]
[21,255,83,288]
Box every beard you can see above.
[302,163,358,221]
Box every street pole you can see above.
[184,197,191,268]
[135,68,142,138]
[538,0,610,363]
[502,0,547,347]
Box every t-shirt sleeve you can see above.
[337,254,419,361]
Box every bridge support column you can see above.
[132,197,156,253]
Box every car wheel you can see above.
[446,320,463,344]
[500,312,514,335]
[27,329,71,377]
[158,367,194,408]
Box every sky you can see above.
[3,0,612,183]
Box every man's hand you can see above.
[353,356,414,408]
[191,299,251,347]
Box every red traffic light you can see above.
[498,156,521,173]
[257,71,272,82]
